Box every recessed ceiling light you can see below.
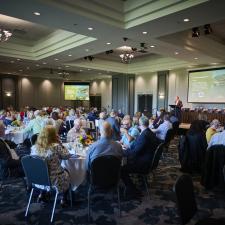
[175,52,179,55]
[42,62,47,65]
[183,18,190,22]
[88,27,93,30]
[68,54,72,57]
[142,31,147,34]
[194,57,198,60]
[150,45,155,48]
[106,42,111,45]
[65,65,70,68]
[17,58,21,61]
[85,49,89,52]
[19,69,23,72]
[54,58,59,61]
[33,12,41,16]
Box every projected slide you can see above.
[64,83,89,100]
[188,68,225,103]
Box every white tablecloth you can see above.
[61,143,88,191]
[5,129,25,144]
[61,156,86,191]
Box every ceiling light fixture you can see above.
[33,12,41,16]
[54,58,59,61]
[106,42,111,45]
[120,52,134,64]
[88,27,93,30]
[119,37,134,64]
[68,54,72,57]
[183,18,190,22]
[42,62,47,64]
[84,56,94,61]
[0,28,12,42]
[142,31,147,34]
[192,27,200,37]
[194,57,198,60]
[175,52,179,55]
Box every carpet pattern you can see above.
[0,138,225,225]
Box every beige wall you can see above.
[18,76,112,109]
[134,72,158,112]
[89,79,112,110]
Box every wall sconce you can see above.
[159,93,165,99]
[5,91,12,97]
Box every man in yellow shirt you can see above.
[206,119,220,143]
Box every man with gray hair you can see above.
[85,121,123,170]
[122,116,161,196]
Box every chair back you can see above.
[90,155,121,189]
[164,128,174,146]
[174,174,197,225]
[66,120,74,131]
[21,155,51,187]
[151,143,164,171]
[223,165,225,183]
[172,121,180,133]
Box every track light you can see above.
[106,50,113,54]
[204,24,212,35]
[192,27,200,37]
[84,56,94,61]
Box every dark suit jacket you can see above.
[124,128,161,172]
[201,145,225,189]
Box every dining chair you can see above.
[21,155,72,223]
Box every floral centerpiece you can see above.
[79,134,94,146]
[11,119,22,127]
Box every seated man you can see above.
[67,119,86,142]
[206,119,220,143]
[120,118,140,148]
[85,122,123,171]
[152,113,172,141]
[121,116,161,195]
[0,121,23,178]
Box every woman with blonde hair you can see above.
[31,125,70,206]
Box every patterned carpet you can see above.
[0,138,225,225]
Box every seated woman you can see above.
[67,119,86,142]
[30,125,70,205]
[0,120,23,178]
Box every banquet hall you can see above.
[0,0,225,225]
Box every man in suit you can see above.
[121,116,161,195]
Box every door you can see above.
[89,95,101,110]
[138,94,153,117]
